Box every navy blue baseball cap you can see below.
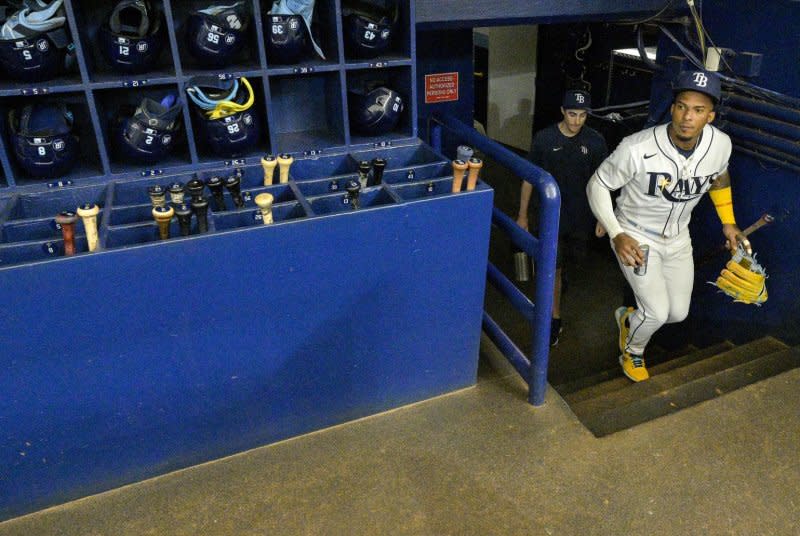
[562,90,591,110]
[673,70,721,103]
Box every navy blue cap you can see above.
[672,70,721,103]
[562,90,591,110]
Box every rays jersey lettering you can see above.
[592,123,731,237]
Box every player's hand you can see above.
[516,214,529,231]
[722,223,752,255]
[612,232,645,267]
[595,221,607,238]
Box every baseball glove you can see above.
[709,244,768,305]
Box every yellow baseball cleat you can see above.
[619,352,649,382]
[615,306,634,354]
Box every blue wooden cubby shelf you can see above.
[0,0,493,521]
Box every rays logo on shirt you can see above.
[645,172,717,202]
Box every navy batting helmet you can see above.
[342,0,397,58]
[348,85,403,136]
[0,0,71,82]
[99,0,166,74]
[187,76,259,157]
[185,1,249,67]
[8,103,79,178]
[265,13,308,65]
[113,94,182,163]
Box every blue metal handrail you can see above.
[429,114,560,406]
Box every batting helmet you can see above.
[342,0,398,58]
[185,1,249,67]
[187,76,259,157]
[113,94,182,163]
[348,85,404,136]
[265,13,308,65]
[8,103,79,178]
[99,0,166,74]
[0,0,71,82]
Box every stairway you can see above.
[555,336,800,437]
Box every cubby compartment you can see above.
[295,176,354,196]
[341,0,412,65]
[390,177,456,201]
[213,200,306,230]
[0,236,90,267]
[381,161,450,184]
[1,213,94,243]
[105,221,161,248]
[93,84,190,174]
[5,184,107,221]
[72,0,176,84]
[308,185,396,215]
[346,67,413,144]
[349,141,446,178]
[0,2,81,92]
[171,0,261,76]
[261,2,340,70]
[0,92,103,185]
[268,72,346,152]
[186,75,270,163]
[288,153,360,181]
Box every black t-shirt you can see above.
[528,123,608,237]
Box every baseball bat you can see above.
[191,197,209,233]
[261,155,277,186]
[174,203,193,236]
[358,160,370,188]
[346,179,361,210]
[152,205,175,240]
[76,203,100,252]
[147,184,166,208]
[697,212,774,266]
[277,153,293,184]
[451,159,467,192]
[371,158,386,186]
[224,174,244,208]
[55,210,78,256]
[254,192,274,224]
[466,157,483,191]
[185,178,206,202]
[206,176,227,212]
[168,182,185,206]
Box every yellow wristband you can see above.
[708,186,736,225]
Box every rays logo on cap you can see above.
[693,72,708,87]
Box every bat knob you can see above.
[371,158,386,186]
[206,176,227,212]
[152,205,174,240]
[345,179,361,210]
[174,203,193,236]
[55,210,78,226]
[76,203,100,218]
[254,192,274,225]
[185,178,206,201]
[224,175,244,208]
[168,182,185,205]
[147,184,166,207]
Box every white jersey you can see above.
[592,123,731,238]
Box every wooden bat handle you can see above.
[451,159,468,192]
[152,205,175,240]
[741,213,774,237]
[55,211,78,256]
[254,193,274,225]
[277,153,293,184]
[261,155,277,186]
[76,204,100,252]
[466,157,483,191]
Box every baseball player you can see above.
[517,89,608,346]
[586,70,751,382]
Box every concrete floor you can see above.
[1,344,798,536]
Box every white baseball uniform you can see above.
[586,122,732,355]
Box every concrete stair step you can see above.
[554,344,695,396]
[571,336,788,419]
[564,341,735,405]
[581,346,800,437]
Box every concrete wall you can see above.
[475,25,537,151]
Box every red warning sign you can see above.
[425,72,459,104]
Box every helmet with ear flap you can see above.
[113,94,183,163]
[348,82,404,136]
[98,0,166,74]
[265,13,308,65]
[0,0,71,82]
[342,0,398,58]
[8,103,80,178]
[185,1,250,67]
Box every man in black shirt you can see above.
[516,89,608,345]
